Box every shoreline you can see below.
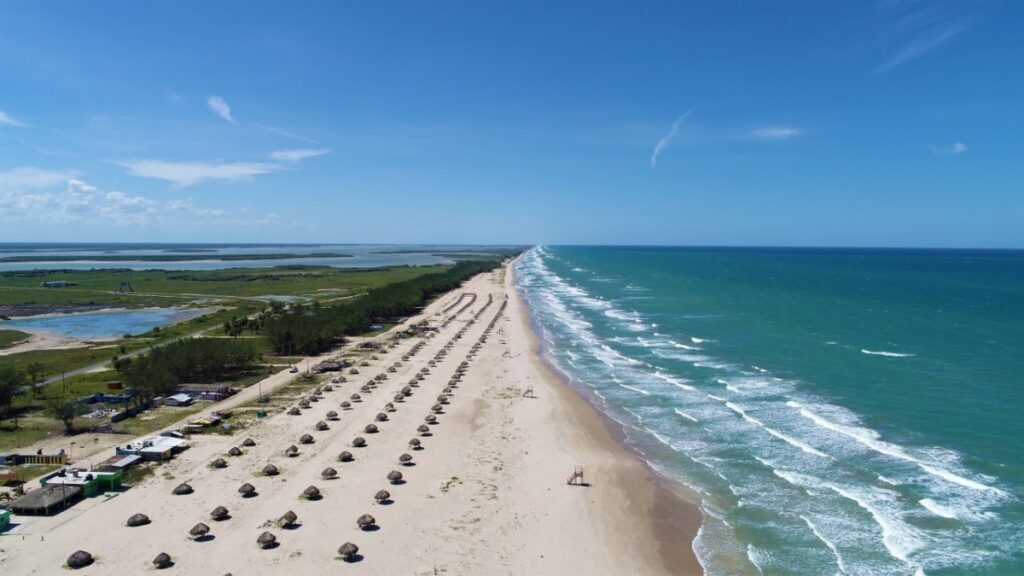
[508,258,704,574]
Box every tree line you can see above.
[262,259,500,355]
[120,337,261,403]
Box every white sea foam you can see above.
[725,402,829,458]
[919,498,958,520]
[788,401,1004,495]
[620,383,651,396]
[691,336,708,343]
[801,515,850,575]
[674,342,702,350]
[653,371,698,392]
[829,484,923,567]
[861,349,915,358]
[674,408,699,423]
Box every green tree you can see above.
[46,395,83,434]
[0,365,27,429]
[26,361,45,397]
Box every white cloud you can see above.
[167,198,230,217]
[930,142,968,157]
[877,1,978,72]
[270,148,330,162]
[207,95,235,123]
[115,159,280,187]
[750,126,803,140]
[0,173,158,225]
[0,110,29,127]
[0,167,80,188]
[650,110,692,168]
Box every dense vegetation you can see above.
[263,259,500,355]
[120,337,261,402]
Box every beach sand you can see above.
[0,263,702,575]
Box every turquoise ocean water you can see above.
[515,246,1023,576]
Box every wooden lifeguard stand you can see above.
[567,465,584,486]
[522,386,535,398]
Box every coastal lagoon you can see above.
[0,307,212,340]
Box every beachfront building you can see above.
[10,467,124,516]
[164,393,194,407]
[41,467,123,497]
[39,280,77,288]
[0,507,10,532]
[179,383,234,401]
[0,449,68,466]
[116,435,188,461]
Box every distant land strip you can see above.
[0,252,354,263]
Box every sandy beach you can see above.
[0,262,702,575]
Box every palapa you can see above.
[211,506,230,521]
[153,552,173,569]
[286,445,299,456]
[173,482,193,495]
[364,424,378,434]
[287,407,301,416]
[374,489,391,503]
[228,446,243,457]
[352,437,366,448]
[189,522,210,539]
[315,421,329,431]
[279,510,298,527]
[126,513,151,527]
[242,437,256,447]
[257,531,277,549]
[303,485,322,500]
[387,470,404,484]
[238,482,257,497]
[375,412,388,422]
[262,464,279,476]
[338,451,354,462]
[417,424,431,436]
[326,410,339,420]
[211,457,228,469]
[409,438,422,449]
[399,453,413,465]
[338,541,360,561]
[356,513,376,530]
[299,433,314,444]
[322,467,338,479]
[66,550,93,569]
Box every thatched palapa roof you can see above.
[66,550,93,569]
[173,482,193,495]
[127,513,151,527]
[257,531,277,549]
[211,506,230,521]
[357,513,376,529]
[153,552,173,569]
[339,541,359,561]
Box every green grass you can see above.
[0,328,30,349]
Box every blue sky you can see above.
[1,1,1021,247]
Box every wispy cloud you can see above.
[167,198,230,217]
[0,173,158,225]
[270,148,330,162]
[0,110,30,127]
[650,110,692,168]
[877,0,981,72]
[0,166,80,188]
[207,95,235,123]
[115,159,280,187]
[750,126,803,140]
[250,122,319,144]
[930,141,968,157]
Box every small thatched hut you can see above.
[352,437,367,448]
[326,410,339,420]
[66,550,93,569]
[399,453,413,466]
[431,403,444,414]
[375,412,388,422]
[228,446,243,457]
[338,451,354,462]
[393,394,404,403]
[257,531,277,549]
[341,401,352,409]
[350,393,361,401]
[339,542,360,561]
[408,438,422,449]
[211,457,228,469]
[262,464,279,477]
[322,467,338,480]
[356,513,376,530]
[173,482,193,495]
[299,434,314,445]
[238,483,257,498]
[126,513,151,527]
[242,437,256,447]
[153,552,173,569]
[315,421,329,431]
[425,414,437,424]
[211,506,230,521]
[279,510,298,527]
[374,489,391,504]
[417,424,431,436]
[189,523,210,539]
[302,485,322,500]
[286,445,299,457]
[287,407,301,416]
[387,470,403,485]
[364,424,378,434]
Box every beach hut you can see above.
[238,483,257,498]
[211,506,230,521]
[375,412,388,422]
[262,464,279,477]
[425,414,437,424]
[173,482,193,495]
[387,470,403,485]
[286,445,299,457]
[350,393,361,402]
[431,403,444,414]
[300,434,314,444]
[374,490,391,504]
[326,410,339,421]
[417,424,431,436]
[279,510,298,528]
[126,513,151,527]
[339,542,360,561]
[321,467,338,480]
[338,451,354,462]
[210,457,228,469]
[352,437,366,448]
[341,401,352,409]
[257,531,277,549]
[315,421,329,431]
[302,485,322,500]
[287,407,301,416]
[242,438,256,447]
[189,522,210,540]
[399,453,413,466]
[228,446,243,457]
[408,438,421,450]
[67,550,93,569]
[364,424,378,434]
[153,552,173,569]
[356,513,376,530]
